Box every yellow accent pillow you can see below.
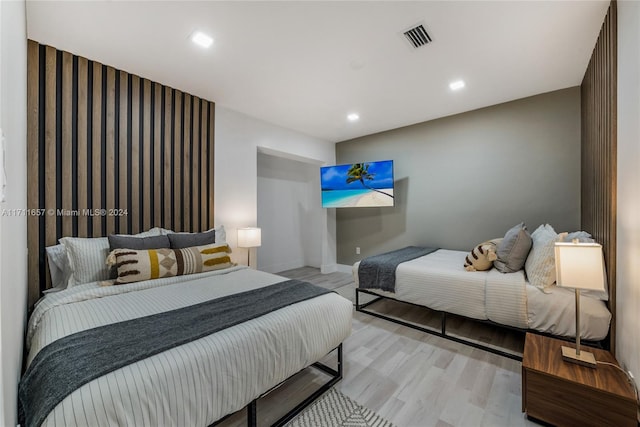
[107,243,233,285]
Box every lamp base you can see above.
[561,346,597,368]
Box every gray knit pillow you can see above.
[494,222,532,273]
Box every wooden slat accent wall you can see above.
[26,40,216,309]
[580,1,617,352]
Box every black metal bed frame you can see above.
[356,288,604,362]
[212,344,343,427]
[356,288,524,361]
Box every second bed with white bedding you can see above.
[354,249,610,340]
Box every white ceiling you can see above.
[26,1,609,142]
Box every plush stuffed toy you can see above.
[464,238,502,272]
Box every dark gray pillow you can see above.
[108,234,171,251]
[493,222,532,273]
[168,229,216,249]
[107,234,171,279]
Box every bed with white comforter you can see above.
[24,266,353,427]
[354,249,610,340]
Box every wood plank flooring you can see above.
[217,267,537,427]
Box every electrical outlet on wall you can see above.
[356,247,360,255]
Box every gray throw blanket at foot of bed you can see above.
[358,246,438,292]
[19,279,331,427]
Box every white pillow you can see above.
[215,225,226,243]
[60,227,163,287]
[60,236,110,286]
[563,231,595,243]
[45,244,71,292]
[138,227,164,237]
[525,224,565,292]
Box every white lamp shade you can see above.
[237,227,261,248]
[554,242,605,291]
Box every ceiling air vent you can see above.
[403,24,432,49]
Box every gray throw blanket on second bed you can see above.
[19,279,331,427]
[358,246,438,292]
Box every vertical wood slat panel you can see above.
[44,47,57,251]
[201,101,207,231]
[92,62,102,237]
[118,71,128,233]
[173,91,183,232]
[26,41,215,308]
[580,1,616,353]
[130,75,141,234]
[154,83,162,227]
[77,57,89,238]
[106,67,116,236]
[164,89,173,230]
[192,97,200,232]
[27,41,40,309]
[61,52,73,238]
[143,79,151,232]
[183,94,192,232]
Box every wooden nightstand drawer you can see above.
[524,370,636,427]
[522,333,637,427]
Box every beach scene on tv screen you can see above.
[321,161,394,208]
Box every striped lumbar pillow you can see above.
[107,243,234,285]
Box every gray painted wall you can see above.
[336,87,581,265]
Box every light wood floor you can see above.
[218,267,538,427]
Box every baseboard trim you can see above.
[321,264,337,274]
[334,264,353,274]
[320,264,353,274]
[265,260,306,275]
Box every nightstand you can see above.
[522,333,637,427]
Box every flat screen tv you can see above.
[320,160,395,208]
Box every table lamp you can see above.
[237,227,261,267]
[554,240,606,368]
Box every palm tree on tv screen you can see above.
[346,163,394,199]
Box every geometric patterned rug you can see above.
[286,388,396,427]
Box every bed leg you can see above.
[441,312,447,335]
[247,400,257,427]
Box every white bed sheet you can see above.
[26,266,353,427]
[526,285,610,340]
[355,250,488,320]
[354,249,610,340]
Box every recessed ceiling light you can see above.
[191,31,214,48]
[347,113,360,122]
[449,80,465,91]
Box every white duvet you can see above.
[26,266,353,427]
[354,249,610,340]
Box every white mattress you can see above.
[354,249,610,340]
[26,266,353,426]
[526,285,610,340]
[355,250,490,321]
